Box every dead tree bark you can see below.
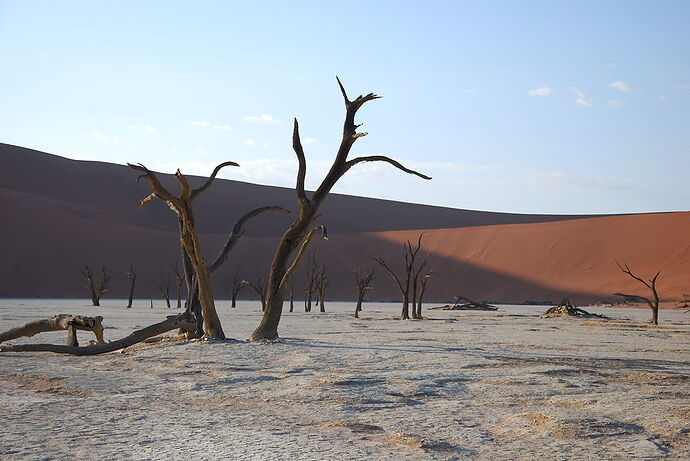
[229,270,247,308]
[354,268,375,318]
[289,278,295,312]
[248,78,430,341]
[432,296,497,311]
[0,314,105,344]
[126,265,136,308]
[614,261,661,325]
[0,313,196,356]
[81,265,110,306]
[411,254,430,319]
[128,161,238,339]
[244,275,267,312]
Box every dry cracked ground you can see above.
[1,300,689,460]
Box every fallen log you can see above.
[0,314,105,345]
[540,299,607,319]
[0,313,196,356]
[431,296,497,311]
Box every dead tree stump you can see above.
[540,299,607,318]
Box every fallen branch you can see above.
[540,299,607,319]
[0,314,105,345]
[431,296,497,311]
[0,313,196,356]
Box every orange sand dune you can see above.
[1,143,687,303]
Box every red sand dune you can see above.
[1,143,688,304]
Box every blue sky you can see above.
[1,0,688,214]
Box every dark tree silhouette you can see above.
[354,268,375,318]
[81,265,110,306]
[126,265,136,309]
[229,270,247,308]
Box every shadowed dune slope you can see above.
[1,143,687,303]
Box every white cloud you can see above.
[211,124,232,131]
[243,139,256,147]
[675,85,690,91]
[521,171,634,190]
[191,121,210,127]
[243,113,281,125]
[567,87,593,107]
[89,130,122,145]
[262,142,273,149]
[608,99,625,107]
[129,124,158,134]
[609,81,636,92]
[527,87,554,96]
[170,147,178,153]
[303,137,317,144]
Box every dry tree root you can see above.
[0,314,105,346]
[540,299,607,319]
[0,313,196,356]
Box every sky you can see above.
[0,0,688,214]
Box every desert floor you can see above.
[1,299,688,460]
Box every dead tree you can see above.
[81,265,110,306]
[174,265,184,308]
[0,312,195,356]
[354,268,375,318]
[374,234,425,320]
[244,275,267,312]
[229,270,247,308]
[126,265,136,308]
[304,252,320,313]
[415,271,434,319]
[156,271,172,308]
[614,261,661,325]
[128,161,238,339]
[0,314,105,345]
[411,254,430,319]
[316,265,328,313]
[249,78,430,340]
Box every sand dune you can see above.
[1,143,687,303]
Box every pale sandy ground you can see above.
[1,299,688,460]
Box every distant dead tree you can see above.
[614,261,661,325]
[249,78,430,341]
[304,252,318,313]
[229,270,247,308]
[415,271,434,318]
[126,265,136,309]
[314,261,328,313]
[173,265,184,308]
[374,234,426,320]
[81,265,110,306]
[244,275,267,312]
[156,271,172,308]
[354,267,375,318]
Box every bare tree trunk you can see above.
[174,265,184,309]
[416,272,433,319]
[249,79,429,341]
[289,279,294,312]
[126,265,136,308]
[230,270,247,309]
